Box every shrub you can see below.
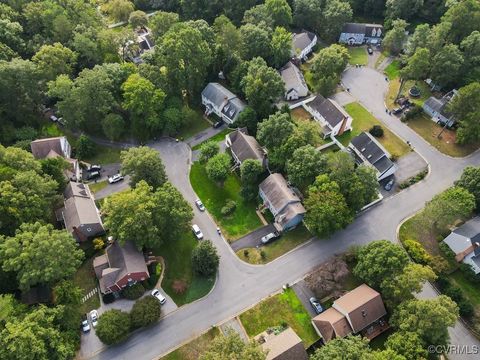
[102,293,115,304]
[369,125,384,137]
[428,255,449,275]
[192,240,220,277]
[75,134,96,160]
[96,309,131,345]
[93,238,104,250]
[459,263,480,283]
[403,239,432,265]
[145,262,162,289]
[122,283,145,300]
[260,250,266,260]
[221,200,237,216]
[404,105,423,120]
[243,249,249,258]
[130,296,161,329]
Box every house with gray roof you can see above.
[201,83,246,124]
[348,132,396,181]
[59,181,104,242]
[291,31,317,61]
[303,95,352,138]
[423,90,458,128]
[255,327,308,360]
[443,217,480,274]
[259,173,306,231]
[94,241,149,294]
[339,23,383,45]
[280,62,309,101]
[225,128,266,169]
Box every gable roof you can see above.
[228,129,265,164]
[312,307,352,342]
[350,132,394,174]
[306,95,348,128]
[424,96,448,114]
[292,31,316,53]
[261,328,308,360]
[276,202,306,228]
[444,217,480,257]
[280,62,308,93]
[30,137,64,159]
[202,82,246,120]
[259,173,301,213]
[341,23,383,36]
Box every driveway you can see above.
[94,176,130,200]
[292,281,317,317]
[185,124,227,148]
[230,224,276,251]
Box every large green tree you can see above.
[199,140,220,164]
[322,0,353,42]
[441,0,480,44]
[455,166,480,209]
[449,82,480,144]
[32,43,77,82]
[104,0,134,22]
[240,159,264,185]
[130,296,161,329]
[293,0,323,33]
[310,335,371,360]
[310,45,350,95]
[239,24,271,60]
[121,146,167,189]
[386,0,424,21]
[383,19,408,55]
[270,27,292,68]
[149,11,179,41]
[256,112,294,150]
[265,0,292,28]
[96,309,131,345]
[200,330,266,360]
[430,44,464,88]
[286,145,326,188]
[206,153,231,185]
[400,47,431,81]
[192,240,220,277]
[385,331,428,360]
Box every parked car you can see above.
[309,297,324,314]
[212,120,223,128]
[108,174,124,184]
[367,47,373,55]
[261,231,280,244]
[57,117,65,126]
[81,317,90,333]
[195,199,205,211]
[192,224,204,239]
[87,164,102,172]
[392,107,403,115]
[86,171,101,181]
[89,310,98,327]
[384,179,395,191]
[151,289,167,305]
[49,115,58,122]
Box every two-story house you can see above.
[339,23,383,45]
[201,83,246,124]
[291,31,317,61]
[280,61,309,101]
[225,128,267,170]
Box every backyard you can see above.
[161,327,220,360]
[337,102,410,157]
[239,288,319,347]
[73,257,100,314]
[348,47,368,66]
[189,162,263,241]
[385,79,432,109]
[236,225,313,264]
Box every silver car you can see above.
[192,224,204,240]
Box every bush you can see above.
[260,250,266,260]
[403,239,432,265]
[404,105,423,120]
[369,125,384,137]
[96,309,131,345]
[243,249,249,258]
[221,200,237,216]
[145,262,162,289]
[122,283,145,300]
[93,238,104,250]
[75,134,96,160]
[130,296,161,329]
[459,263,480,283]
[192,240,220,277]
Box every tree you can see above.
[322,0,353,42]
[240,159,264,185]
[270,27,292,68]
[102,113,125,141]
[241,57,284,117]
[104,0,134,23]
[400,47,430,81]
[386,0,424,21]
[200,330,266,360]
[162,107,185,136]
[239,24,271,60]
[257,112,294,149]
[449,82,480,144]
[96,309,131,345]
[354,240,409,289]
[121,147,167,189]
[130,296,161,329]
[430,44,464,88]
[149,11,179,40]
[391,295,459,346]
[235,106,258,134]
[75,134,96,160]
[455,166,480,209]
[199,141,220,164]
[286,145,326,188]
[460,31,480,84]
[0,144,41,174]
[265,0,292,28]
[40,157,69,191]
[385,331,428,360]
[406,23,431,56]
[0,19,24,54]
[0,223,83,290]
[242,5,274,29]
[304,175,353,237]
[293,0,323,33]
[383,19,408,55]
[310,45,350,95]
[206,153,231,185]
[192,240,220,277]
[129,10,148,29]
[442,0,480,44]
[32,43,77,82]
[310,335,371,360]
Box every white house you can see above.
[291,31,317,61]
[201,83,246,124]
[423,90,458,128]
[348,132,397,181]
[303,95,353,138]
[279,62,309,101]
[339,23,383,45]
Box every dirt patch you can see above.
[304,256,352,299]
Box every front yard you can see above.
[239,288,319,347]
[348,47,368,66]
[88,180,108,193]
[337,102,411,157]
[177,109,211,140]
[161,327,220,360]
[236,225,313,264]
[189,162,263,241]
[73,257,100,314]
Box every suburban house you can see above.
[30,136,80,181]
[259,173,306,232]
[339,23,384,45]
[59,181,105,242]
[423,90,458,128]
[291,31,317,61]
[279,61,309,101]
[225,128,267,169]
[201,82,246,124]
[443,217,480,274]
[94,241,150,294]
[255,327,308,360]
[348,132,397,181]
[303,95,353,138]
[312,284,388,342]
[125,27,155,64]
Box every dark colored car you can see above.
[367,47,373,55]
[86,171,100,180]
[212,120,223,128]
[384,179,395,191]
[309,297,324,314]
[392,107,403,115]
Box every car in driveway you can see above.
[192,224,203,240]
[392,107,403,115]
[89,310,98,328]
[86,171,101,181]
[384,178,395,191]
[309,297,324,314]
[151,289,166,304]
[81,316,91,333]
[108,174,124,184]
[261,231,280,244]
[87,164,102,172]
[195,199,205,211]
[367,47,373,55]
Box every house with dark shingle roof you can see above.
[348,132,396,181]
[94,241,149,294]
[201,83,246,124]
[291,31,317,61]
[279,62,309,101]
[255,327,308,360]
[423,89,458,128]
[303,95,352,138]
[225,128,266,169]
[339,23,383,45]
[443,217,480,274]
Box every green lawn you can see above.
[153,232,215,306]
[449,270,480,308]
[189,162,262,241]
[337,102,410,157]
[348,47,368,66]
[73,257,100,314]
[161,327,220,360]
[88,180,108,193]
[239,288,319,347]
[237,225,313,264]
[83,144,122,165]
[191,128,233,150]
[384,60,401,80]
[177,110,211,140]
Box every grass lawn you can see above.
[337,102,410,157]
[73,257,100,314]
[398,215,442,257]
[239,288,319,347]
[405,114,479,157]
[177,110,210,140]
[385,78,402,109]
[84,144,122,165]
[88,180,108,193]
[449,270,480,309]
[384,60,400,80]
[403,80,432,107]
[153,232,215,306]
[161,327,220,360]
[348,47,368,66]
[189,162,262,241]
[236,225,313,264]
[191,128,233,150]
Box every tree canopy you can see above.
[121,146,167,189]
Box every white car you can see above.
[261,231,280,244]
[151,289,166,304]
[49,115,58,122]
[89,310,98,328]
[195,199,205,211]
[81,319,90,333]
[108,174,124,184]
[192,224,203,240]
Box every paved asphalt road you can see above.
[82,67,480,360]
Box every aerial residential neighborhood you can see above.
[0,1,479,360]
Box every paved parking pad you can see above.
[230,224,276,251]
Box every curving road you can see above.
[83,67,480,360]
